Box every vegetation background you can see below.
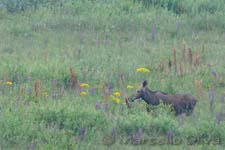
[0,0,225,149]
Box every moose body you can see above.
[128,80,197,116]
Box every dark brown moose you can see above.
[128,80,197,116]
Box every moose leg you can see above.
[186,105,194,116]
[186,101,196,116]
[174,105,182,116]
[186,110,193,116]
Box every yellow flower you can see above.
[80,83,90,88]
[80,91,87,96]
[43,92,48,97]
[115,98,121,104]
[113,91,121,97]
[5,81,13,86]
[110,96,122,104]
[127,85,134,89]
[136,67,150,73]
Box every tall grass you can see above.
[0,0,225,149]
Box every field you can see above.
[0,0,225,149]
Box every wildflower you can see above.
[207,64,212,67]
[208,87,214,101]
[211,71,218,78]
[89,88,96,95]
[106,83,114,93]
[80,83,90,88]
[51,79,57,86]
[114,98,121,104]
[136,67,150,73]
[167,129,175,144]
[110,96,122,104]
[95,102,102,110]
[131,128,143,145]
[80,91,87,96]
[127,85,134,89]
[42,92,48,97]
[5,81,13,85]
[113,91,121,97]
[104,103,109,111]
[77,127,87,142]
[221,93,225,103]
[216,113,225,124]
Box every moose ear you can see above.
[142,80,148,87]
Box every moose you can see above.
[128,80,197,116]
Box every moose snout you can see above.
[128,93,140,102]
[127,96,135,102]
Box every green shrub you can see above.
[1,0,61,13]
[135,0,225,15]
[33,104,110,133]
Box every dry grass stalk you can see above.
[34,80,39,97]
[125,98,131,108]
[19,85,26,97]
[164,61,169,75]
[173,48,177,73]
[168,59,172,71]
[201,44,205,62]
[43,52,48,62]
[119,74,124,97]
[194,80,204,96]
[182,40,186,62]
[188,48,193,66]
[178,61,184,76]
[158,61,164,72]
[194,52,200,67]
[100,82,108,103]
[215,75,222,87]
[69,67,78,90]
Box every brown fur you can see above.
[128,80,197,116]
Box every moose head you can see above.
[128,80,160,105]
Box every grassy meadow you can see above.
[0,0,225,149]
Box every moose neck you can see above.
[155,92,172,105]
[142,88,160,105]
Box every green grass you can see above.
[0,0,225,149]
